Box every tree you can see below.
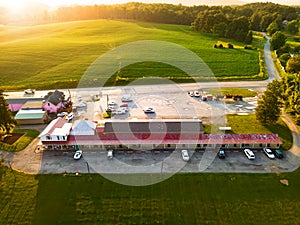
[266,21,279,36]
[255,80,282,125]
[245,31,253,44]
[286,55,300,74]
[213,22,227,37]
[279,53,291,68]
[0,90,17,134]
[286,20,299,35]
[226,16,250,42]
[281,73,300,125]
[270,31,286,50]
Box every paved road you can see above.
[263,34,280,81]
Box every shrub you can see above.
[228,43,234,49]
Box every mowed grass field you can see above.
[0,20,260,91]
[1,166,300,225]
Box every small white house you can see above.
[39,117,72,142]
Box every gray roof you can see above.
[6,98,43,104]
[104,121,204,133]
[45,90,64,106]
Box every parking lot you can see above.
[73,89,249,123]
[38,148,299,175]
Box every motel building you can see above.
[38,117,282,151]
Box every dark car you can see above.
[218,149,226,159]
[273,149,284,158]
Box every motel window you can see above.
[167,144,171,147]
[234,144,237,147]
[57,136,60,140]
[62,136,65,140]
[48,102,50,106]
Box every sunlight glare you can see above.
[0,0,29,15]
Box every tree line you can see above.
[1,3,299,33]
[256,73,300,126]
[192,3,299,43]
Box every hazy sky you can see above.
[0,0,298,11]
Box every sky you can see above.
[0,0,298,13]
[0,0,300,15]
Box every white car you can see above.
[244,149,255,160]
[188,91,194,97]
[143,106,155,113]
[112,108,127,115]
[194,91,200,97]
[121,95,133,102]
[24,89,35,94]
[66,112,74,121]
[73,150,82,160]
[181,150,190,161]
[57,112,68,117]
[107,149,113,159]
[263,147,275,159]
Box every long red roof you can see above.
[42,133,282,145]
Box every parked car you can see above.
[194,91,200,97]
[273,149,284,158]
[112,108,127,115]
[57,112,68,117]
[107,149,113,159]
[244,149,255,160]
[120,103,128,107]
[181,149,190,161]
[108,101,117,106]
[108,101,117,109]
[73,150,83,160]
[263,147,275,159]
[24,89,35,94]
[121,95,133,102]
[143,107,155,113]
[218,149,226,159]
[188,91,194,97]
[66,112,74,121]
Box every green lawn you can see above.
[204,114,292,151]
[1,165,300,225]
[0,129,39,152]
[226,114,292,151]
[0,20,260,91]
[205,88,257,97]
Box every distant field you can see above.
[1,165,300,225]
[0,20,260,91]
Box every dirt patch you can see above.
[0,133,25,145]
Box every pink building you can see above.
[43,90,65,113]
